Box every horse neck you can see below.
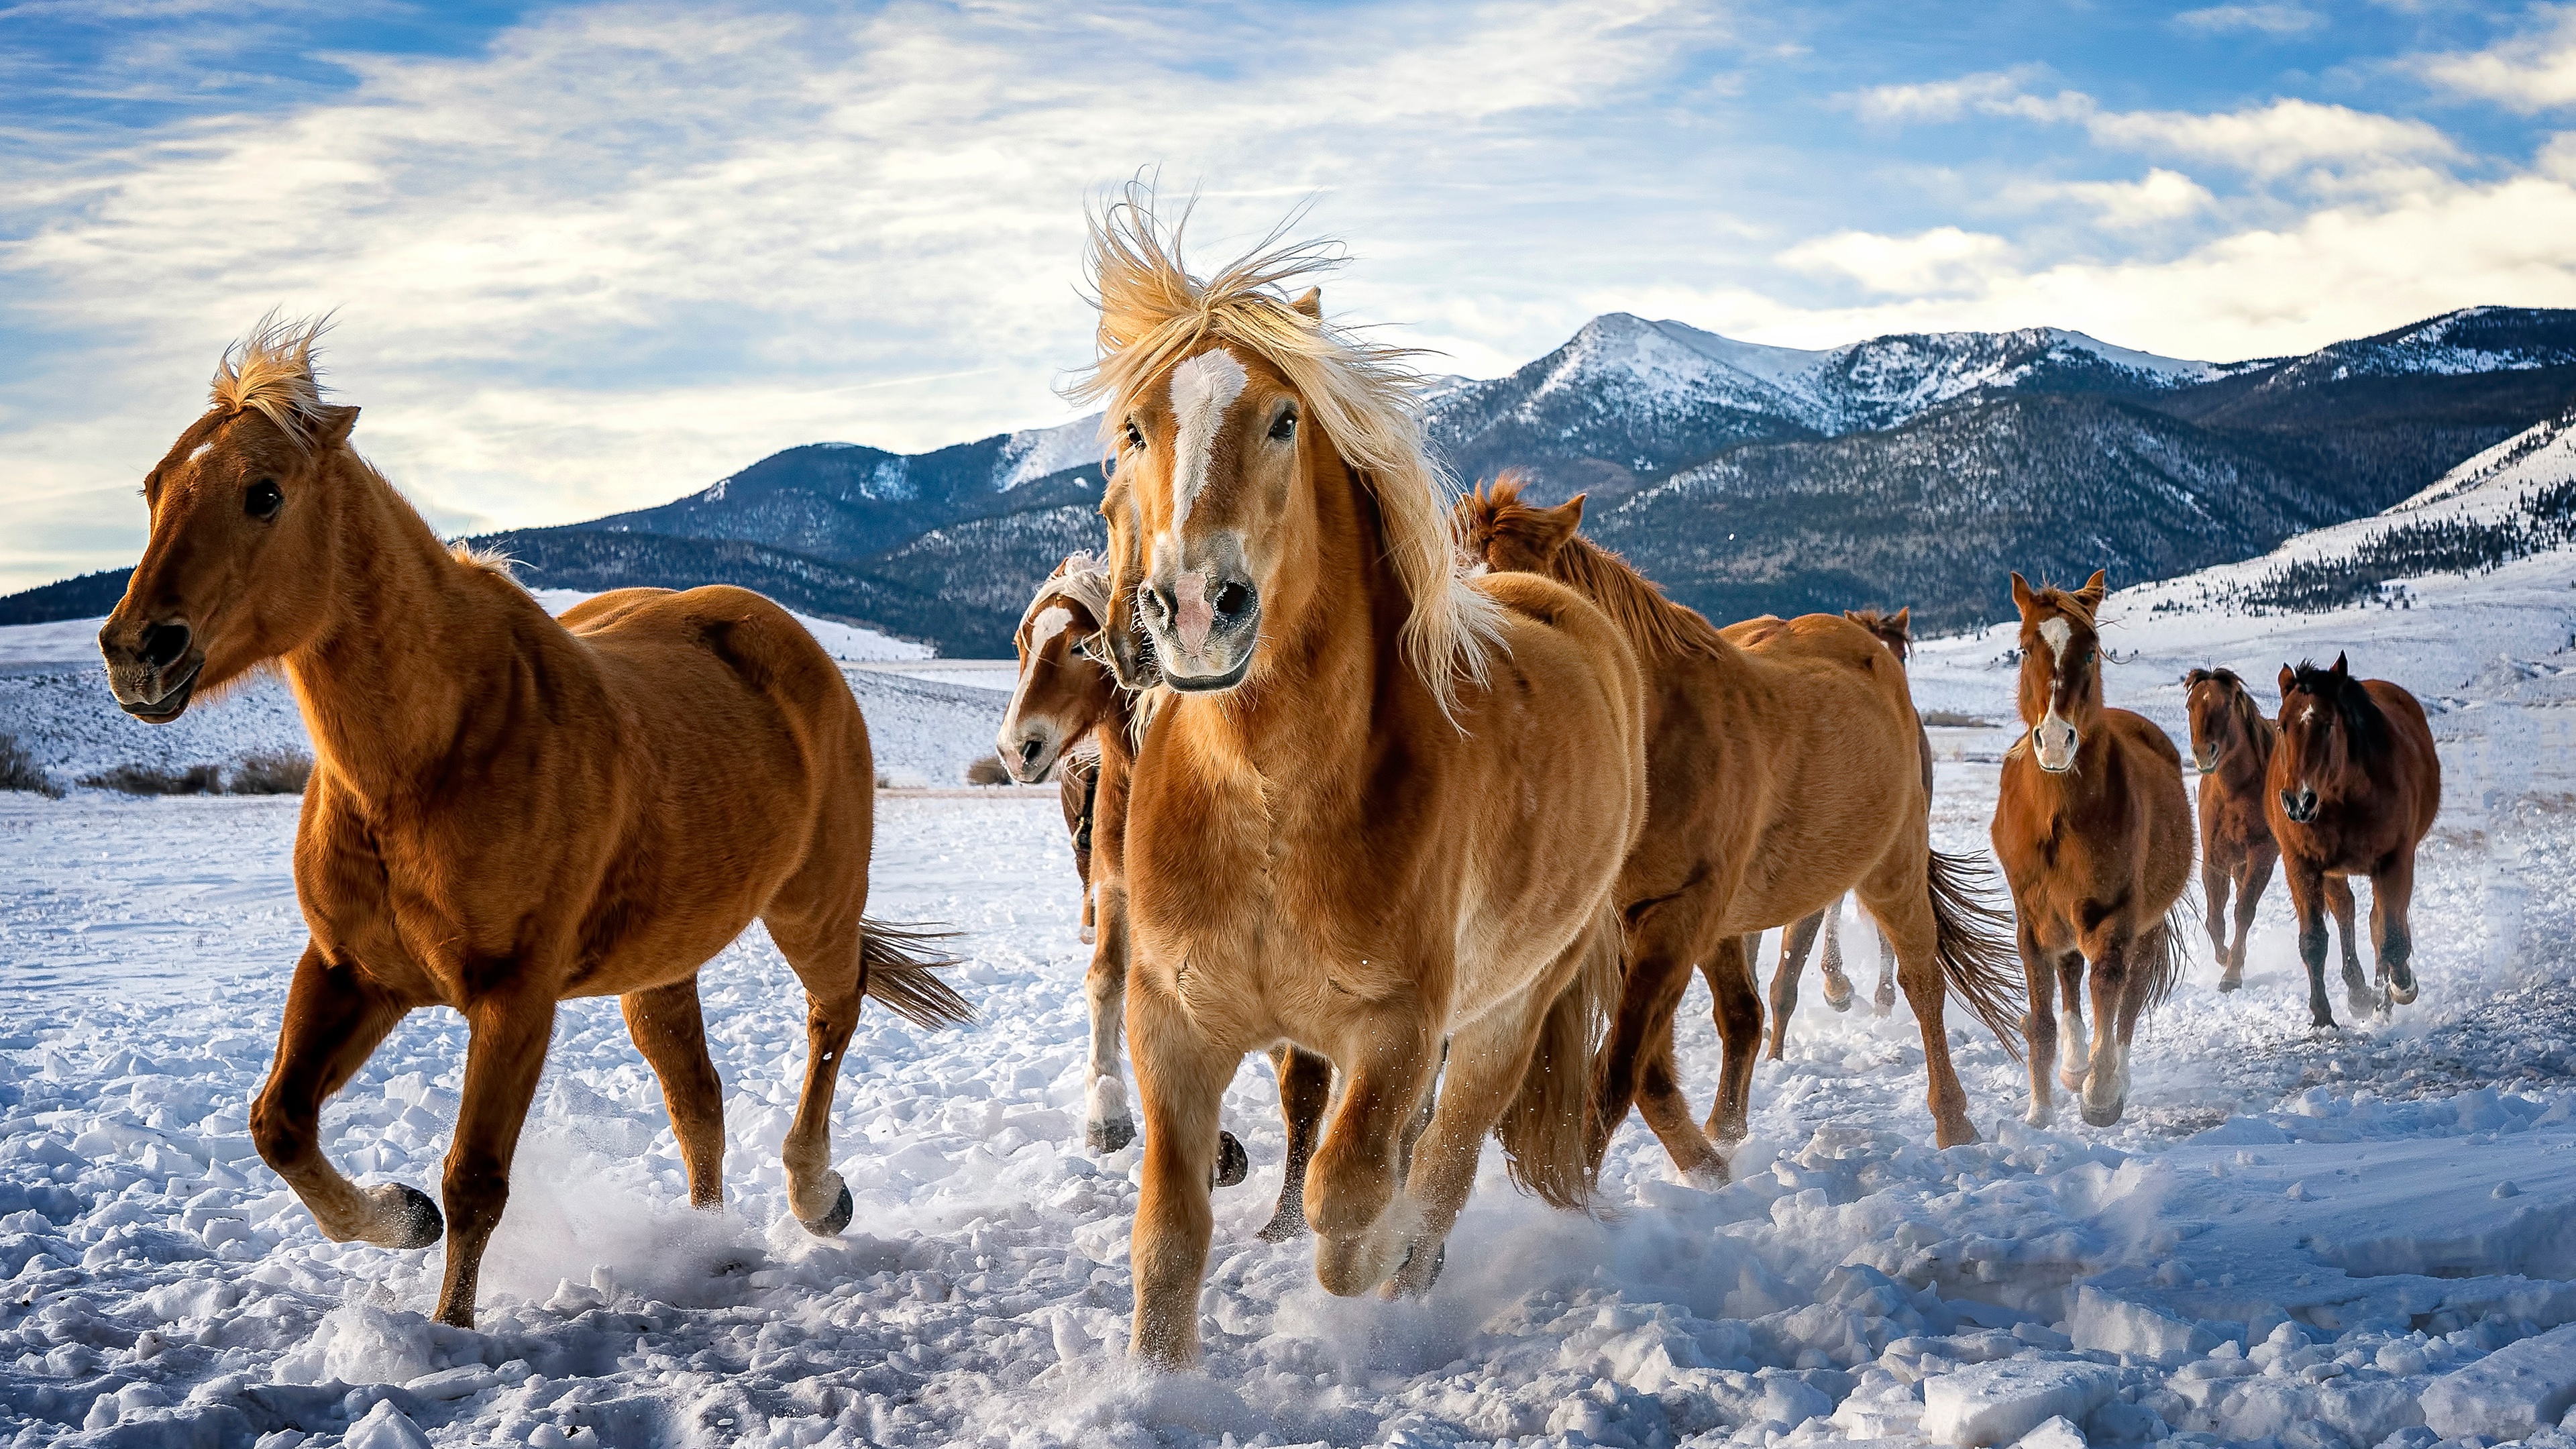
[2221,703,2275,787]
[282,452,527,804]
[1548,535,1735,665]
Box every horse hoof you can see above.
[374,1183,444,1250]
[2216,975,2242,994]
[2391,979,2419,1006]
[1087,1117,1135,1154]
[2081,1104,2123,1128]
[802,1183,855,1238]
[1383,1240,1445,1297]
[1826,991,1855,1014]
[1255,1203,1309,1242]
[1213,1131,1249,1189]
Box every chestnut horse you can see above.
[1992,572,2190,1127]
[1074,204,1643,1367]
[98,319,969,1328]
[2186,666,2326,993]
[1459,484,2020,1177]
[994,554,1332,1239]
[1763,605,1925,1052]
[2269,655,2440,1026]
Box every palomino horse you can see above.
[994,555,1334,1240]
[2186,667,2320,992]
[1459,484,2019,1177]
[1073,204,1643,1368]
[1762,605,1925,1053]
[2269,655,2441,1026]
[1992,572,2190,1127]
[98,319,970,1328]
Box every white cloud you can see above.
[2083,97,2459,176]
[1776,227,2017,295]
[2420,7,2576,112]
[2175,5,2325,36]
[2056,168,2216,227]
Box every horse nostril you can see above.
[1142,588,1173,623]
[1020,739,1044,768]
[1212,580,1254,621]
[138,622,191,669]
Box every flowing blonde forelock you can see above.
[210,310,336,449]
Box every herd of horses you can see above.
[93,203,2443,1369]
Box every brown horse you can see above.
[1763,606,1925,1051]
[2269,654,2441,1026]
[1992,572,2191,1127]
[97,319,969,1328]
[1073,204,1643,1367]
[1459,484,2019,1178]
[2186,666,2327,993]
[994,555,1332,1239]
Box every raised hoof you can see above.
[1087,1116,1135,1154]
[371,1183,445,1250]
[1212,1131,1249,1189]
[801,1183,855,1238]
[2081,1103,2124,1128]
[2390,976,2420,1006]
[1254,1199,1309,1242]
[1821,977,1855,1012]
[1383,1240,1444,1298]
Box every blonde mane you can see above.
[211,311,335,449]
[1062,188,1506,720]
[1023,551,1114,635]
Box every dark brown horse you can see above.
[994,554,1330,1240]
[1460,484,2019,1177]
[2186,666,2337,993]
[1764,606,1925,1053]
[1992,572,2192,1127]
[98,319,969,1327]
[2269,655,2441,1026]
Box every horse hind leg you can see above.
[1257,1046,1334,1242]
[621,977,725,1208]
[250,945,441,1250]
[1765,914,1825,1060]
[1818,906,1856,1012]
[764,912,868,1236]
[1872,922,1897,1017]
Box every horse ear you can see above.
[1891,606,1909,633]
[2278,664,2296,700]
[2010,572,2035,612]
[1290,287,1322,319]
[314,405,360,449]
[2331,651,2349,681]
[2076,568,2108,608]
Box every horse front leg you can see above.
[2201,853,2235,985]
[1256,1046,1334,1242]
[2283,858,2335,1029]
[2078,930,2135,1126]
[621,978,724,1209]
[2016,919,2059,1128]
[1381,989,1562,1297]
[1765,912,1825,1059]
[1124,970,1237,1368]
[250,944,438,1249]
[2372,853,2420,1007]
[433,984,556,1328]
[2231,842,2275,990]
[1083,880,1135,1152]
[1304,1010,1440,1300]
[2325,875,2371,1016]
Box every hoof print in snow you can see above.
[1213,1131,1248,1189]
[377,1183,445,1249]
[802,1183,855,1237]
[1088,1118,1136,1154]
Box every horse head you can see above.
[2183,666,2261,774]
[1843,606,1913,663]
[2274,653,2379,823]
[101,314,362,723]
[2009,569,2108,774]
[996,555,1120,783]
[1456,475,1585,578]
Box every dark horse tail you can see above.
[1496,901,1623,1211]
[2140,900,2194,1017]
[860,920,976,1030]
[1925,849,2027,1061]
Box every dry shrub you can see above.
[1920,710,1996,729]
[82,763,223,796]
[0,734,64,799]
[964,756,1013,787]
[229,749,313,794]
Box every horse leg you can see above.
[1818,906,1856,1012]
[2078,928,2136,1127]
[620,978,724,1209]
[1765,912,1825,1060]
[2283,857,2335,1029]
[1257,1046,1334,1242]
[1380,992,1554,1298]
[250,944,439,1248]
[433,985,557,1328]
[1863,865,1980,1148]
[2016,920,2059,1128]
[2231,842,2275,991]
[1698,930,1765,1152]
[2053,951,2089,1093]
[1304,1004,1442,1300]
[2326,875,2371,1017]
[765,915,870,1235]
[1082,879,1134,1152]
[1124,969,1237,1369]
[2202,853,2236,986]
[1872,922,1898,1017]
[2372,853,2420,1007]
[1588,900,1699,1169]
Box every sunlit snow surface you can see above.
[7,559,2576,1445]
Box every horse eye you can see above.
[246,479,283,521]
[1123,420,1146,451]
[1268,407,1297,442]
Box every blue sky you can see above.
[7,0,2576,590]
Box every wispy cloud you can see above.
[2174,5,2325,37]
[2419,5,2576,112]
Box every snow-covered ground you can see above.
[6,512,2576,1446]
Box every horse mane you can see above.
[1461,476,1724,663]
[1844,607,1912,661]
[211,311,335,449]
[2289,660,2388,755]
[1063,185,1506,720]
[1023,552,1112,634]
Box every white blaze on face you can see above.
[2037,616,2072,663]
[1167,349,1248,534]
[2031,616,2080,771]
[999,604,1077,757]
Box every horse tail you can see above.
[2141,901,2193,1017]
[1925,849,2027,1061]
[859,919,975,1030]
[1496,902,1621,1211]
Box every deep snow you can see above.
[3,541,2576,1447]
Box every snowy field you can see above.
[6,533,2576,1446]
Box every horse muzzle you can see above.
[101,619,204,724]
[2192,747,2218,772]
[2279,788,2319,824]
[2033,722,2078,773]
[1138,571,1260,694]
[995,722,1061,785]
